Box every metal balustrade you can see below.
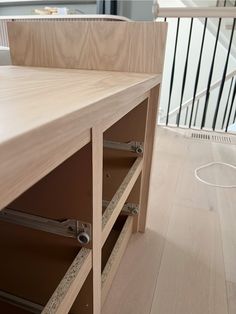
[154,2,236,133]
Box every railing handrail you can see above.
[162,69,236,120]
[0,14,131,21]
[154,7,236,19]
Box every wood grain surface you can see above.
[92,125,103,314]
[0,66,161,210]
[0,18,167,314]
[138,86,160,232]
[8,21,167,74]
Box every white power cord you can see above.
[195,162,236,188]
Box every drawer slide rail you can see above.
[0,208,91,245]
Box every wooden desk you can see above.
[0,21,167,314]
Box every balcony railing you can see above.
[154,4,236,133]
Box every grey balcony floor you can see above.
[102,126,236,314]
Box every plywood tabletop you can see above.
[0,66,160,144]
[0,66,161,210]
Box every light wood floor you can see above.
[102,126,236,314]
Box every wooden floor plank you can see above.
[102,127,231,314]
[212,144,236,283]
[173,134,219,212]
[212,143,236,314]
[227,281,236,314]
[150,205,228,314]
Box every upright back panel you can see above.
[7,21,167,74]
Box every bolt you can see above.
[77,232,90,245]
[132,208,139,215]
[135,146,143,154]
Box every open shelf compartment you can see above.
[0,142,93,314]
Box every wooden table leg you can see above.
[139,85,160,233]
[92,125,103,314]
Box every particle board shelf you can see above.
[102,157,143,246]
[43,248,92,314]
[0,214,131,314]
[0,20,167,314]
[0,248,92,314]
[102,215,133,305]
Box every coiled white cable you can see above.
[194,162,236,188]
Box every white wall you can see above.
[118,0,153,20]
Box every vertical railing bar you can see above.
[221,77,234,129]
[226,79,236,132]
[193,99,200,127]
[233,105,236,122]
[233,79,236,122]
[110,0,117,15]
[189,18,208,128]
[201,18,222,129]
[212,18,236,130]
[185,107,189,125]
[164,17,167,22]
[166,18,180,126]
[176,18,193,127]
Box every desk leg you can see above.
[92,126,103,314]
[139,85,160,233]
